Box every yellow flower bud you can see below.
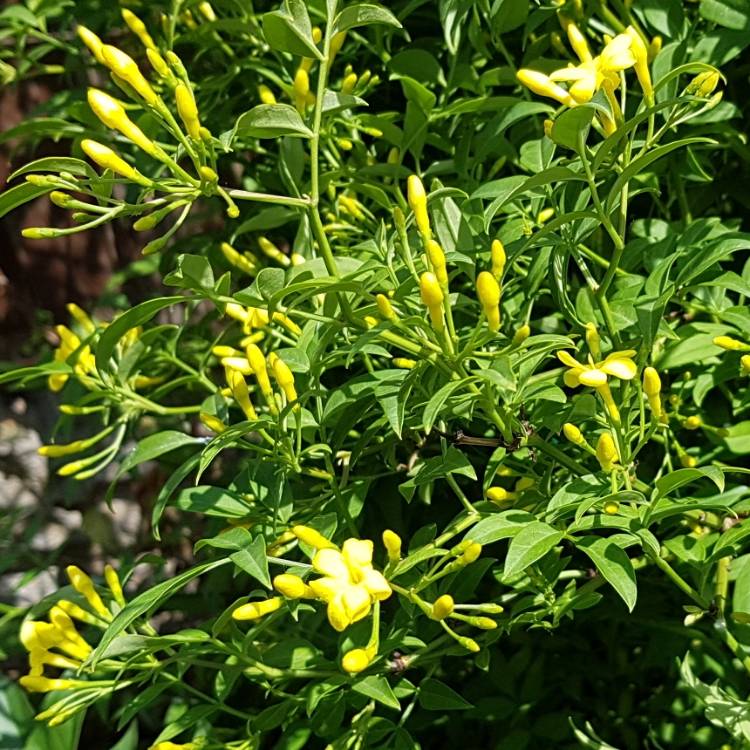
[566,23,592,62]
[66,565,111,619]
[603,500,619,515]
[175,83,201,139]
[104,565,126,606]
[487,486,513,504]
[392,358,416,369]
[198,1,217,21]
[87,88,162,158]
[476,271,501,332]
[121,9,156,50]
[293,67,310,112]
[342,648,371,674]
[687,71,720,98]
[584,322,601,360]
[20,676,80,693]
[407,175,431,239]
[232,597,283,621]
[221,241,256,275]
[81,139,151,186]
[273,573,314,599]
[226,369,258,421]
[271,356,298,405]
[537,208,554,224]
[648,35,662,61]
[101,45,159,105]
[512,324,530,346]
[246,344,275,409]
[713,335,749,351]
[77,26,106,64]
[516,69,575,107]
[419,272,444,331]
[626,26,652,97]
[642,366,661,397]
[258,84,276,104]
[292,525,336,549]
[341,72,357,94]
[741,355,750,375]
[56,599,102,626]
[466,616,498,630]
[426,239,448,287]
[431,594,454,620]
[330,31,347,60]
[680,453,698,468]
[382,529,402,561]
[683,415,702,430]
[146,48,171,79]
[562,423,585,446]
[596,432,618,472]
[199,412,226,433]
[491,239,506,280]
[461,542,482,564]
[376,293,397,321]
[258,236,290,266]
[458,636,480,653]
[543,118,554,138]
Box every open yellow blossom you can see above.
[557,348,636,422]
[308,539,392,632]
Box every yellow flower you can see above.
[308,539,392,632]
[291,525,337,549]
[419,272,444,332]
[66,565,111,620]
[81,139,151,186]
[491,239,506,280]
[175,83,201,140]
[516,69,575,107]
[476,271,501,332]
[342,648,372,674]
[101,45,159,105]
[382,529,402,562]
[376,294,397,321]
[558,348,636,423]
[273,573,315,599]
[431,594,454,620]
[258,84,276,104]
[596,432,619,472]
[407,175,430,239]
[232,597,283,621]
[642,366,663,419]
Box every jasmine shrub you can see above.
[2,0,750,747]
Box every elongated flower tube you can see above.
[419,272,444,332]
[77,26,106,64]
[713,335,750,351]
[20,676,84,693]
[407,175,431,239]
[121,9,156,50]
[146,48,171,79]
[292,525,337,550]
[270,356,298,406]
[226,369,257,420]
[426,239,448,287]
[175,83,201,139]
[376,294,397,321]
[491,239,506,280]
[245,344,276,411]
[567,23,592,63]
[596,432,618,472]
[563,422,589,448]
[392,358,415,369]
[476,271,501,332]
[104,565,126,607]
[274,573,315,599]
[258,236,290,266]
[221,242,256,275]
[66,565,111,620]
[642,366,663,419]
[517,69,575,107]
[584,322,601,360]
[81,139,151,186]
[512,324,530,346]
[101,45,159,105]
[626,26,652,98]
[293,67,310,112]
[87,88,163,158]
[232,597,283,621]
[742,355,750,375]
[487,486,516,504]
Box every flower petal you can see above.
[312,548,349,580]
[563,370,582,388]
[550,65,591,82]
[327,596,352,632]
[341,585,372,624]
[600,35,636,71]
[578,368,608,387]
[342,538,374,569]
[362,570,392,601]
[309,577,339,602]
[600,357,637,380]
[557,350,583,368]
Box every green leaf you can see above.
[422,378,472,433]
[652,466,725,501]
[262,1,323,59]
[86,559,230,667]
[352,675,400,710]
[173,485,253,518]
[466,510,535,545]
[234,104,313,139]
[152,454,202,540]
[0,182,51,220]
[417,678,473,710]
[95,297,178,370]
[333,3,402,34]
[230,535,271,588]
[700,0,750,29]
[8,157,98,182]
[504,521,564,577]
[550,104,598,150]
[575,536,638,612]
